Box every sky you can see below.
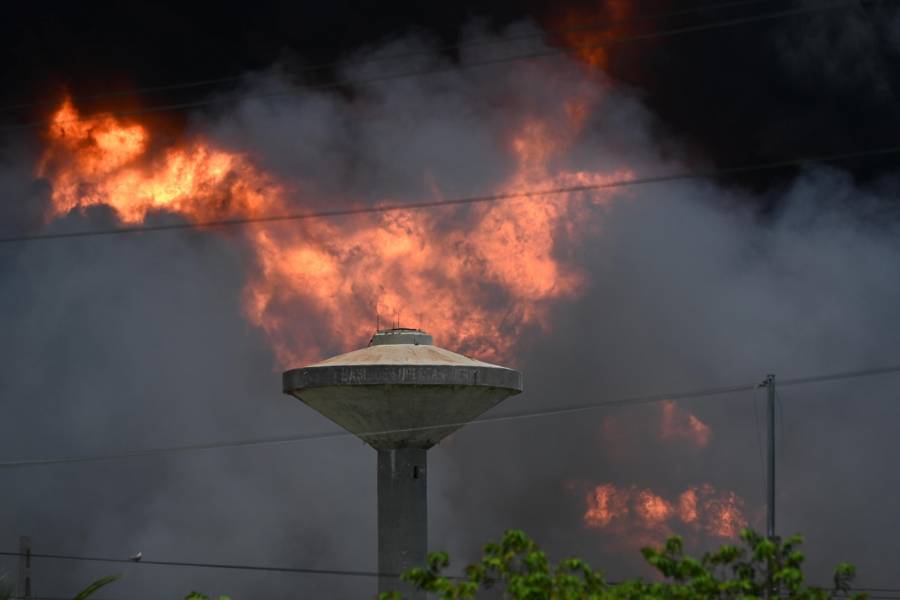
[1,1,900,598]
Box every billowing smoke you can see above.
[2,9,900,599]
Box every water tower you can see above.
[283,328,523,598]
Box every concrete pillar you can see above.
[377,448,427,600]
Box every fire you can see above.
[694,485,747,538]
[660,401,711,449]
[38,99,283,224]
[584,483,747,540]
[36,99,632,365]
[39,94,744,551]
[552,0,632,69]
[584,483,631,528]
[634,489,672,526]
[678,488,698,523]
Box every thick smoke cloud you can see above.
[776,2,900,99]
[2,15,900,599]
[605,0,900,191]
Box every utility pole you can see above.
[15,536,32,600]
[765,374,776,540]
[759,374,777,599]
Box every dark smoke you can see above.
[2,4,900,598]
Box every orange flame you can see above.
[37,99,631,365]
[692,484,747,538]
[584,482,747,540]
[584,483,631,527]
[552,0,632,69]
[660,401,711,449]
[678,488,699,523]
[38,99,283,224]
[634,489,673,526]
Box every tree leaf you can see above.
[72,574,122,600]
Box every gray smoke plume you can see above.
[2,15,900,599]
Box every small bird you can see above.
[129,552,142,562]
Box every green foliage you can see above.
[72,574,122,600]
[184,592,232,600]
[378,529,868,600]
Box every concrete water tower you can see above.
[283,328,523,598]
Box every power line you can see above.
[5,547,900,596]
[23,592,900,600]
[0,0,794,115]
[0,0,793,116]
[32,598,119,600]
[0,550,393,579]
[27,593,900,600]
[2,362,900,470]
[0,380,759,469]
[3,143,900,245]
[21,592,900,600]
[0,0,858,134]
[779,364,900,387]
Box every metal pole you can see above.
[766,374,776,540]
[16,536,32,600]
[762,374,779,599]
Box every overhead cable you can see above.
[0,549,392,579]
[2,362,900,469]
[0,380,759,469]
[7,549,900,598]
[779,364,900,388]
[0,0,858,134]
[0,0,794,115]
[3,144,900,245]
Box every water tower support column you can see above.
[377,447,427,599]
